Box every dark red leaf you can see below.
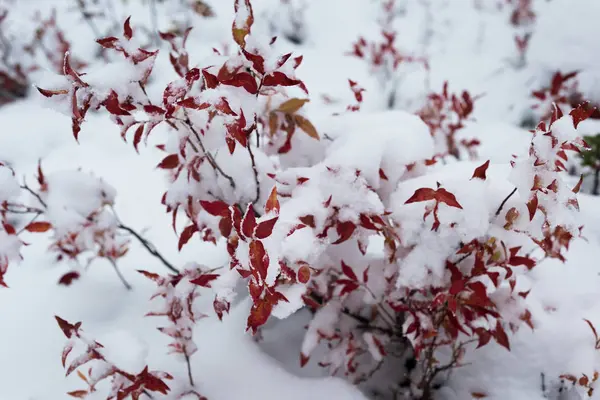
[471,160,490,180]
[249,240,269,280]
[58,271,80,286]
[241,205,257,238]
[190,274,219,288]
[178,224,198,250]
[157,154,179,169]
[436,188,463,209]
[404,188,437,204]
[332,221,356,244]
[341,261,358,281]
[255,217,278,239]
[527,194,538,221]
[123,16,133,40]
[221,72,258,94]
[200,200,230,216]
[494,321,511,351]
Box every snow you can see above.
[1,0,600,399]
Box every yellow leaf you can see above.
[277,98,309,114]
[232,28,249,47]
[294,115,319,140]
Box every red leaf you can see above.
[200,200,230,217]
[262,71,306,92]
[299,215,316,228]
[247,298,273,334]
[584,319,599,342]
[241,49,265,74]
[55,316,81,339]
[190,274,219,288]
[255,217,278,239]
[202,70,219,89]
[249,240,269,280]
[570,102,595,128]
[300,352,310,367]
[241,205,257,238]
[436,188,463,209]
[404,188,437,204]
[63,53,85,85]
[219,217,233,237]
[68,390,89,398]
[527,194,538,221]
[144,104,166,115]
[137,270,161,281]
[178,97,210,110]
[213,297,231,320]
[221,72,258,94]
[178,225,198,250]
[573,174,584,194]
[157,154,179,169]
[339,281,360,296]
[104,91,131,116]
[36,87,68,97]
[25,221,52,233]
[132,124,144,153]
[341,261,358,281]
[97,36,119,48]
[332,221,356,244]
[494,321,511,351]
[362,266,369,283]
[58,271,80,286]
[123,16,133,40]
[471,160,490,180]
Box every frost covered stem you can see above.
[184,352,195,387]
[182,113,237,189]
[109,258,132,290]
[117,222,180,274]
[495,187,518,216]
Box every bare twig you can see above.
[16,211,43,234]
[117,222,180,274]
[495,187,518,216]
[109,258,132,290]
[184,352,195,387]
[21,183,47,208]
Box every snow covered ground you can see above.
[1,0,600,399]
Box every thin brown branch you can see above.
[495,187,518,217]
[117,223,180,274]
[184,352,195,387]
[21,184,47,208]
[16,211,43,234]
[109,258,132,290]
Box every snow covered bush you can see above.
[0,0,599,399]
